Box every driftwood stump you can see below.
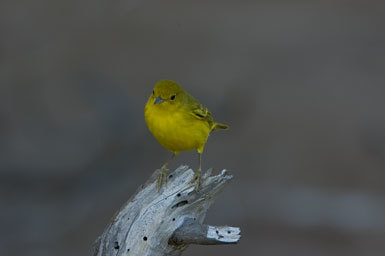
[93,165,241,256]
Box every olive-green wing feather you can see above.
[192,104,213,121]
[184,93,228,131]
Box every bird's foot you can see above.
[157,165,170,191]
[189,167,201,191]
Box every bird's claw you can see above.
[189,167,201,191]
[157,165,170,191]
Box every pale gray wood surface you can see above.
[93,166,241,256]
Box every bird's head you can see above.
[150,80,184,107]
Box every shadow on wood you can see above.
[93,165,241,256]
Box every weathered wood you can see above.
[169,218,241,245]
[93,165,240,256]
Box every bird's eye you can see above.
[152,90,155,95]
[170,95,176,100]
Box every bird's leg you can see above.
[157,153,175,190]
[190,152,202,191]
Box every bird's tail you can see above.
[212,122,229,131]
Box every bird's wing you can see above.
[183,91,214,123]
[191,103,213,122]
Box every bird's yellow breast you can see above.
[144,102,210,154]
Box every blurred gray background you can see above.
[1,0,385,255]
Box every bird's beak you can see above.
[154,96,165,104]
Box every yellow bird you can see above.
[144,80,228,190]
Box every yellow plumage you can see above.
[144,80,228,189]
